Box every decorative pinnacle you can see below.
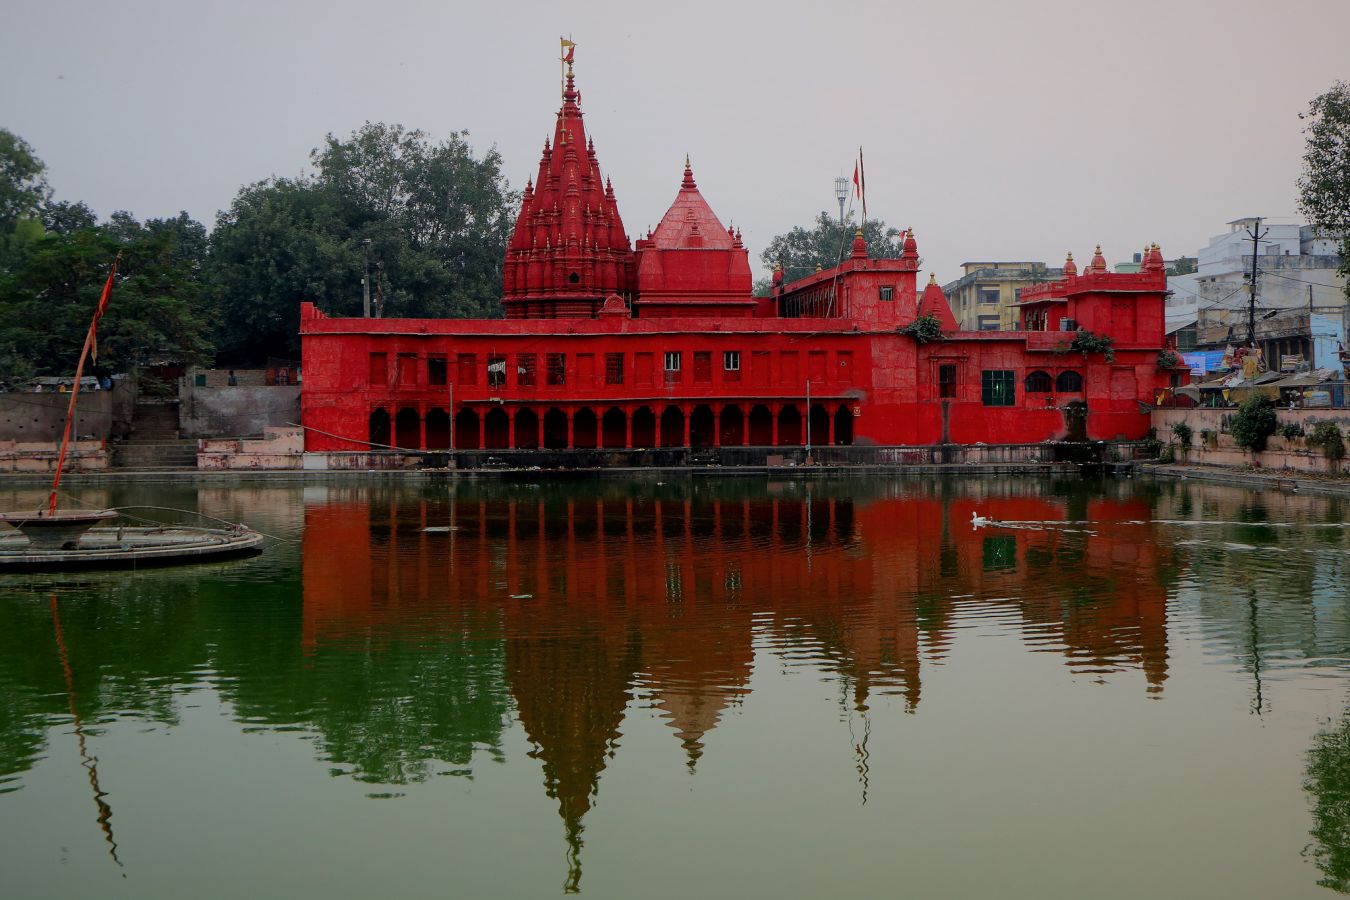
[929,272,937,283]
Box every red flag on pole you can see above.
[858,146,867,225]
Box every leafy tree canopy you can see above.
[0,129,49,232]
[208,123,518,363]
[754,212,906,296]
[1298,81,1350,301]
[0,218,214,382]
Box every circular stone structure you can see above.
[0,509,119,550]
[0,522,264,571]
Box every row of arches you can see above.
[368,403,855,451]
[1024,370,1083,393]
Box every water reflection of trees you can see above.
[1307,710,1350,892]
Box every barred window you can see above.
[516,353,536,386]
[981,370,1015,406]
[879,285,894,301]
[605,352,624,385]
[938,364,957,399]
[1025,370,1052,392]
[546,353,566,386]
[487,355,506,388]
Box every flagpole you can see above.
[47,254,119,515]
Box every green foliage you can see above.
[0,215,213,378]
[1280,422,1305,441]
[1157,349,1181,369]
[208,122,518,363]
[1170,421,1193,447]
[1200,428,1218,448]
[899,313,944,343]
[1298,81,1350,303]
[0,129,49,232]
[1306,712,1350,892]
[759,212,905,287]
[1064,329,1115,362]
[1230,396,1278,452]
[1166,257,1197,276]
[1307,421,1346,461]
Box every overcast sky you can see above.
[4,0,1347,282]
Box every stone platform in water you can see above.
[0,524,264,571]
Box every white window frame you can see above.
[723,350,741,371]
[664,351,682,372]
[879,285,894,301]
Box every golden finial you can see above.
[685,153,690,167]
[929,272,937,284]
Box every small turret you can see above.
[851,228,868,259]
[1063,251,1077,277]
[1090,244,1107,273]
[902,228,919,262]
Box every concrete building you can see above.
[1185,217,1346,369]
[942,262,1061,331]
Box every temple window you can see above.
[723,350,741,374]
[879,286,894,302]
[1056,370,1084,393]
[694,351,712,384]
[427,355,447,386]
[457,353,477,386]
[605,352,624,386]
[664,351,681,372]
[1025,370,1052,393]
[487,355,507,388]
[395,353,417,388]
[546,353,566,386]
[981,370,1016,406]
[938,364,957,399]
[517,353,537,386]
[368,352,387,386]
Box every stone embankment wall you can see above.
[0,440,108,472]
[198,427,304,470]
[0,385,136,443]
[179,383,301,439]
[1152,408,1350,473]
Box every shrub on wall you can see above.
[1171,421,1193,447]
[1307,422,1347,462]
[1064,329,1116,362]
[899,314,944,344]
[1231,397,1278,453]
[1158,349,1182,370]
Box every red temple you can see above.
[300,54,1171,454]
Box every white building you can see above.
[1172,217,1345,370]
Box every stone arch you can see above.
[484,406,510,450]
[834,405,854,445]
[394,408,420,450]
[573,408,598,449]
[425,408,451,450]
[690,404,716,449]
[778,405,802,446]
[368,408,390,449]
[808,403,830,446]
[601,407,626,449]
[1025,370,1052,393]
[748,404,773,445]
[632,406,657,448]
[454,408,480,450]
[514,408,539,450]
[720,404,744,446]
[543,408,568,450]
[660,405,685,448]
[1056,370,1084,393]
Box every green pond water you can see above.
[3,475,1350,899]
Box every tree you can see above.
[755,212,906,295]
[1230,396,1277,453]
[1298,81,1350,301]
[0,217,213,380]
[208,123,518,363]
[0,129,49,232]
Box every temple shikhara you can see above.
[300,51,1173,454]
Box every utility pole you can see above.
[834,176,848,228]
[361,238,372,318]
[1245,218,1266,348]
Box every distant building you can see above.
[1179,217,1346,370]
[943,262,1060,331]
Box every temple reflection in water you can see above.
[299,478,1175,889]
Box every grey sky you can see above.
[3,0,1347,283]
